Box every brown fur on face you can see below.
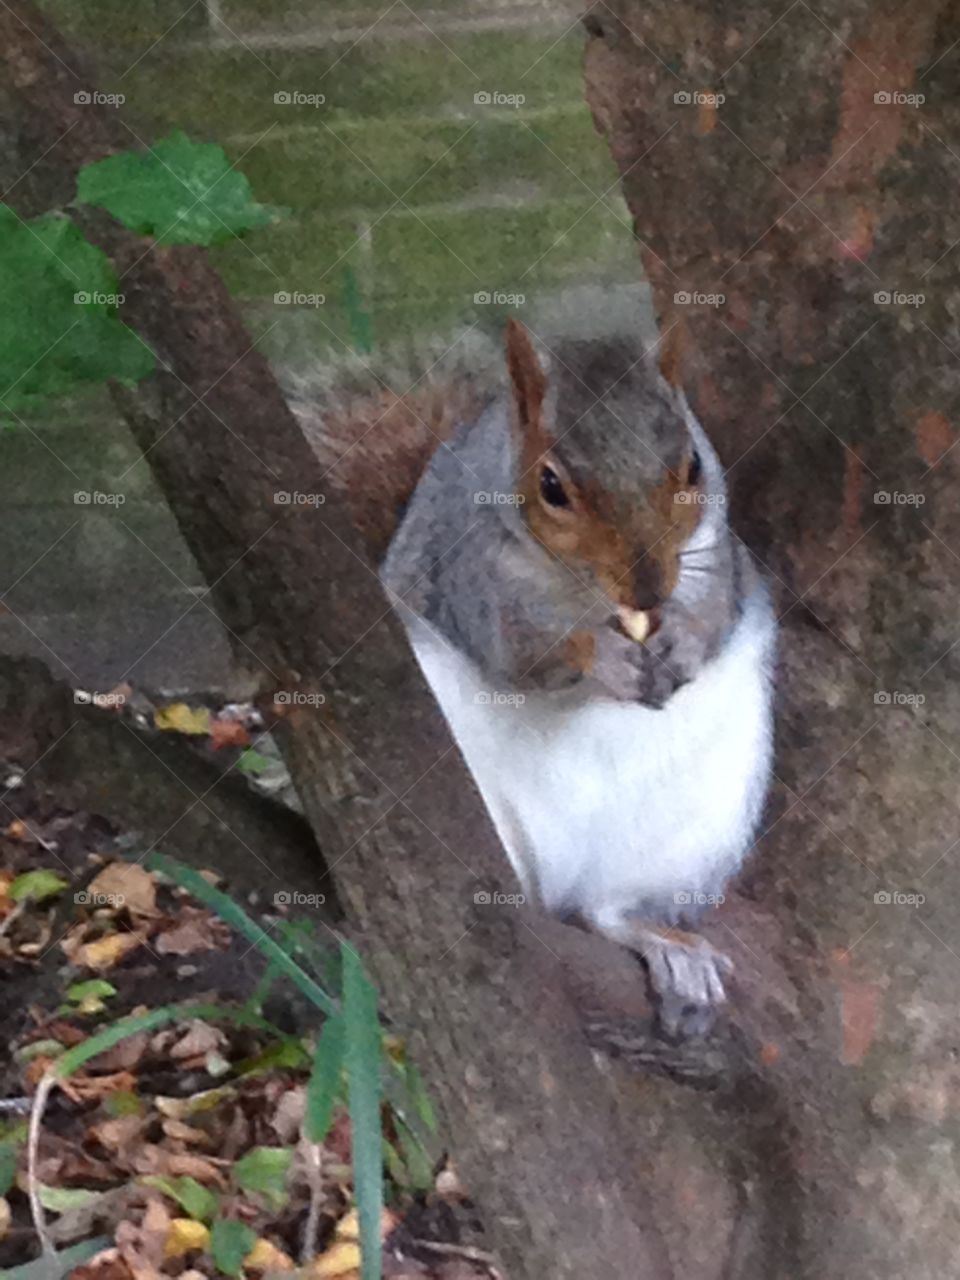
[504,319,701,611]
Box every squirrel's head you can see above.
[504,319,705,621]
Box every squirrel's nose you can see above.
[631,559,665,612]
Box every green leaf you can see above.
[209,1218,257,1277]
[0,205,154,412]
[0,1138,19,1196]
[305,1013,344,1145]
[390,1108,435,1193]
[38,1185,101,1213]
[235,1038,310,1077]
[105,1090,143,1118]
[77,132,284,247]
[9,870,68,904]
[342,944,383,1280]
[147,854,337,1016]
[236,748,273,776]
[232,1147,292,1208]
[66,979,117,1004]
[141,1175,219,1222]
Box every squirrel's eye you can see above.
[539,465,570,508]
[687,449,702,486]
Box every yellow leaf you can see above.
[154,703,211,736]
[335,1210,358,1242]
[311,1241,360,1277]
[165,1218,210,1258]
[244,1238,295,1272]
[77,932,142,971]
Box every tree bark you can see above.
[584,2,960,1276]
[0,7,678,1275]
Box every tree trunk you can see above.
[0,7,678,1275]
[585,2,960,1276]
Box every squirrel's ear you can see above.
[505,319,546,431]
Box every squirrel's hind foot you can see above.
[599,919,733,1039]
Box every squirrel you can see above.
[290,291,776,1037]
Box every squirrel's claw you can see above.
[599,920,733,1039]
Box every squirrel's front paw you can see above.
[589,625,688,708]
[598,918,732,1039]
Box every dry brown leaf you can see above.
[74,932,144,971]
[115,1198,170,1280]
[160,1119,212,1147]
[88,863,158,919]
[131,1146,227,1186]
[90,1115,147,1157]
[59,1070,137,1104]
[154,918,218,956]
[70,1247,135,1280]
[167,1020,226,1061]
[88,1031,149,1074]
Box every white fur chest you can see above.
[405,603,775,929]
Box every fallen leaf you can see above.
[244,1238,295,1272]
[10,869,68,904]
[0,1195,10,1239]
[310,1241,361,1277]
[154,918,218,956]
[75,933,143,971]
[160,1119,212,1147]
[167,1021,226,1061]
[116,1198,170,1280]
[88,864,158,919]
[208,717,251,750]
[58,1071,137,1104]
[132,1147,226,1186]
[164,1218,210,1258]
[70,1247,134,1280]
[154,703,211,736]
